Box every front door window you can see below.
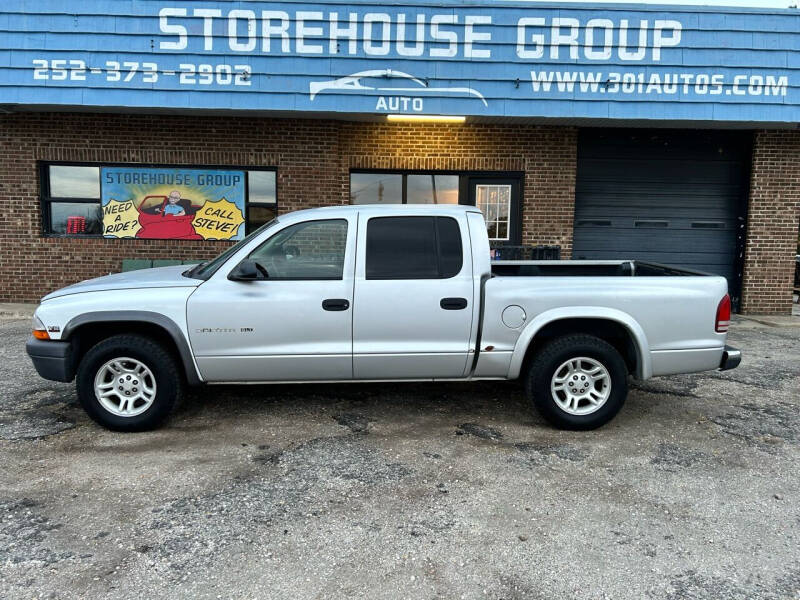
[248,219,348,280]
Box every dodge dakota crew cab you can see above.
[26,205,741,431]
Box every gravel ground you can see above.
[0,317,798,599]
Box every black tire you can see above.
[524,334,628,430]
[76,334,183,432]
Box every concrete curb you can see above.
[736,314,800,328]
[0,303,37,320]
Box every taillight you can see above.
[715,294,731,333]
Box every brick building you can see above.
[1,1,799,314]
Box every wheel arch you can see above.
[509,308,651,381]
[63,311,203,385]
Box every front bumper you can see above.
[719,345,741,371]
[25,336,75,382]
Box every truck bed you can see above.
[480,259,728,380]
[491,260,711,278]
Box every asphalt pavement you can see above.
[0,317,798,599]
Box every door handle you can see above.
[440,297,468,310]
[322,298,350,311]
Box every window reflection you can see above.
[248,171,276,204]
[350,173,403,204]
[247,204,278,232]
[407,175,459,204]
[50,202,103,235]
[48,166,100,198]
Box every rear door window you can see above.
[365,216,463,280]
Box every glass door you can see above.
[467,177,521,246]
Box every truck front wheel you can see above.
[525,334,628,430]
[76,334,183,431]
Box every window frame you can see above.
[474,182,513,242]
[466,175,523,246]
[350,169,523,245]
[38,161,278,239]
[39,163,102,237]
[365,215,464,281]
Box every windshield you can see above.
[184,219,279,280]
[138,195,167,213]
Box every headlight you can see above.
[32,314,50,340]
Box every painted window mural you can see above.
[101,167,245,240]
[41,164,276,239]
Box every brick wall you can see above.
[0,112,577,302]
[741,130,800,315]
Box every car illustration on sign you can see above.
[309,69,488,107]
[136,194,203,240]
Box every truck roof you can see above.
[282,204,482,220]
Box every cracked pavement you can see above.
[0,317,798,599]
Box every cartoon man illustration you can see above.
[156,190,186,217]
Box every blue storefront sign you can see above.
[1,1,798,123]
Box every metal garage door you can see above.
[573,129,751,308]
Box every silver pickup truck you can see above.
[26,205,740,431]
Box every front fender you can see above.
[35,286,202,385]
[507,306,652,380]
[61,310,203,385]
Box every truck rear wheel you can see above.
[525,334,628,430]
[76,334,183,431]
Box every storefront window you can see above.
[348,171,521,244]
[350,173,403,204]
[48,165,100,198]
[49,202,104,235]
[41,165,102,237]
[350,172,459,205]
[248,170,276,204]
[40,163,277,238]
[246,170,277,233]
[247,204,278,231]
[407,175,459,204]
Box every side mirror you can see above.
[228,259,265,282]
